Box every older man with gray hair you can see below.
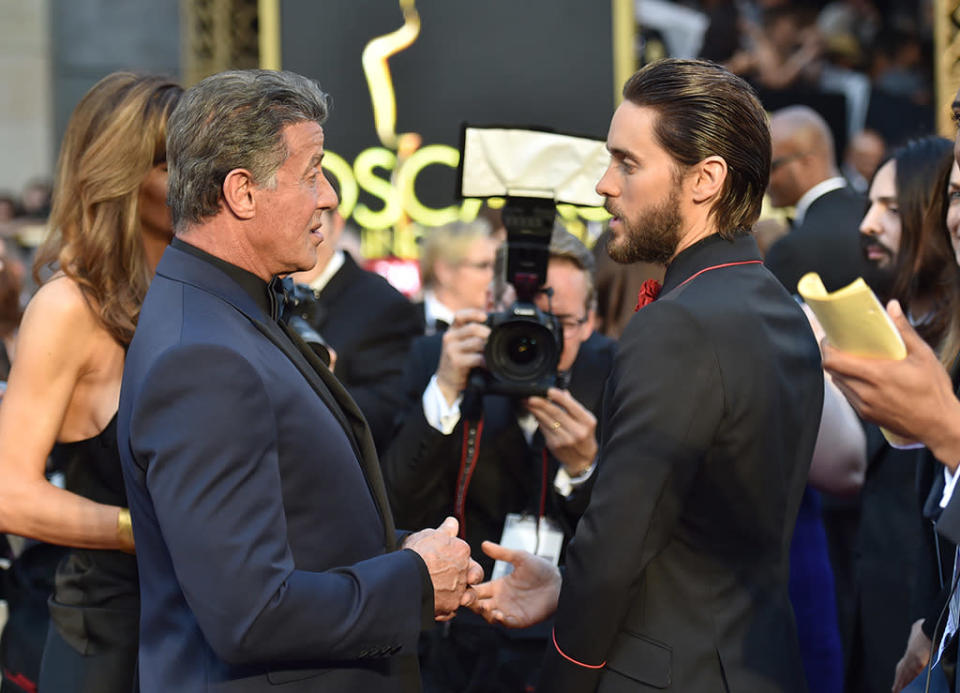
[117,69,480,693]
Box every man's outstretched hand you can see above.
[404,517,484,621]
[466,541,561,629]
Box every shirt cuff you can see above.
[941,466,959,509]
[422,374,462,435]
[554,462,597,498]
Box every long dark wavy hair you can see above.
[879,136,955,348]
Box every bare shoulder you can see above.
[23,274,102,335]
[18,275,114,366]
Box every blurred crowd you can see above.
[647,0,934,157]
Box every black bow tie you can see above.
[268,276,290,321]
[271,277,331,367]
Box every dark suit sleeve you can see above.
[539,302,724,692]
[763,235,801,296]
[130,343,428,666]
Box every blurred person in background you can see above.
[764,105,881,294]
[843,136,956,693]
[888,157,960,693]
[0,239,24,381]
[0,72,182,693]
[842,128,886,194]
[383,225,615,692]
[0,196,17,224]
[417,221,499,335]
[859,137,955,343]
[821,91,960,693]
[18,180,52,221]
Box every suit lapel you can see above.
[159,246,398,552]
[258,316,399,552]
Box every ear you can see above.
[689,156,727,205]
[222,168,257,220]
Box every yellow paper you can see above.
[797,273,906,359]
[797,273,917,447]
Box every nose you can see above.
[317,171,338,211]
[596,163,617,198]
[859,202,882,237]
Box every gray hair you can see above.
[549,222,596,312]
[166,69,329,230]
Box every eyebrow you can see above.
[607,146,638,164]
[302,152,324,176]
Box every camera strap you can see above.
[453,417,553,545]
[454,418,484,540]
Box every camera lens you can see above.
[486,319,557,383]
[506,334,539,366]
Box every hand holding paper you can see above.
[798,273,916,447]
[820,289,960,468]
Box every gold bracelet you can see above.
[117,508,135,552]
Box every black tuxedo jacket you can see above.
[765,185,879,294]
[540,234,824,692]
[118,245,430,693]
[382,331,616,577]
[309,253,423,452]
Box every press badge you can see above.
[491,514,564,581]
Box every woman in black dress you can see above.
[0,72,182,693]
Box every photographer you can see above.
[381,224,615,692]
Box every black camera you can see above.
[472,197,563,397]
[458,124,609,398]
[278,277,332,367]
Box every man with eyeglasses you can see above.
[764,105,882,294]
[417,221,500,335]
[381,225,616,693]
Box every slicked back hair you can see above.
[166,69,329,231]
[622,59,770,239]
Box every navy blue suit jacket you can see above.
[118,244,429,692]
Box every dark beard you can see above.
[606,186,683,265]
[858,233,896,301]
